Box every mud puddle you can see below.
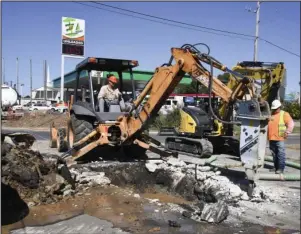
[2,184,298,234]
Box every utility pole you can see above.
[254,1,261,62]
[16,57,19,93]
[246,1,261,62]
[30,59,33,103]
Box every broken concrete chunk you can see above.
[197,166,212,172]
[4,136,16,146]
[241,192,249,201]
[186,164,196,169]
[146,160,163,164]
[63,189,75,197]
[145,162,158,173]
[27,202,36,207]
[167,157,186,167]
[229,185,243,198]
[71,169,111,186]
[200,201,229,223]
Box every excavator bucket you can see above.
[49,122,58,148]
[49,122,68,152]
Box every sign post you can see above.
[61,17,85,101]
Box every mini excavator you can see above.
[51,43,272,190]
[174,59,286,156]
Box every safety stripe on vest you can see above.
[279,110,286,137]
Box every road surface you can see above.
[2,128,300,145]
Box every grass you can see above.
[293,126,300,133]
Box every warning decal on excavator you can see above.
[240,136,259,155]
[195,75,209,87]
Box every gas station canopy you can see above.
[52,69,193,92]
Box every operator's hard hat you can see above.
[271,99,282,110]
[108,76,118,84]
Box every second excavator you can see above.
[172,57,286,157]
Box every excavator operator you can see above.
[98,74,131,112]
[98,74,122,102]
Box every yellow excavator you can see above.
[174,60,286,156]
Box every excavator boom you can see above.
[120,47,255,139]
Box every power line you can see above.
[75,1,300,57]
[261,39,300,58]
[73,2,254,41]
[93,2,300,58]
[93,2,255,39]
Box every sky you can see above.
[2,1,300,96]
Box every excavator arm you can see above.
[118,46,255,140]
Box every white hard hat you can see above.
[271,99,282,110]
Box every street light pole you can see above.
[16,57,19,93]
[2,57,5,84]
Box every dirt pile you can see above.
[2,112,68,128]
[1,136,112,207]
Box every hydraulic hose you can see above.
[258,173,300,181]
[208,58,240,125]
[264,156,301,170]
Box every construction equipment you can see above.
[50,43,271,188]
[1,84,19,111]
[1,84,24,120]
[174,60,286,156]
[230,61,286,106]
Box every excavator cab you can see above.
[50,57,139,153]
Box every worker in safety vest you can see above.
[268,100,294,174]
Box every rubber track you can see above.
[165,137,213,158]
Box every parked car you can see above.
[12,105,23,111]
[54,105,68,113]
[29,103,53,111]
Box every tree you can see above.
[174,72,230,94]
[175,80,209,94]
[217,73,230,84]
[283,101,300,120]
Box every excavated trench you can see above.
[74,161,199,201]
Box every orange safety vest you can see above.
[268,110,287,141]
